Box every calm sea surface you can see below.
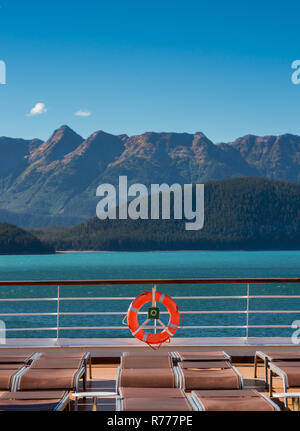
[0,251,299,339]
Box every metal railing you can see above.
[0,278,299,339]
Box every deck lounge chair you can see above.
[116,353,179,391]
[0,391,69,411]
[38,351,92,379]
[254,350,300,387]
[0,364,28,391]
[269,361,300,408]
[0,353,38,365]
[117,387,197,411]
[191,389,280,411]
[120,354,173,369]
[175,360,243,391]
[15,357,86,392]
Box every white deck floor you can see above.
[0,337,299,357]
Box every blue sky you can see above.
[0,0,299,142]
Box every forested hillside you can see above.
[30,177,300,251]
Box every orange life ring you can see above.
[126,291,181,345]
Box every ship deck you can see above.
[0,342,299,411]
[0,277,299,411]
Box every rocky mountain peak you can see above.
[29,125,84,163]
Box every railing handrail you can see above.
[1,278,300,339]
[0,277,300,286]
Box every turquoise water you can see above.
[0,251,300,339]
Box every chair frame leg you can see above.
[265,358,269,388]
[89,356,92,380]
[254,353,257,378]
[269,369,273,398]
[83,370,87,392]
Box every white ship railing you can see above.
[0,278,299,339]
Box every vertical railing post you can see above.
[56,285,60,340]
[152,284,157,334]
[246,283,250,340]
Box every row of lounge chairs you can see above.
[116,387,279,411]
[116,350,242,391]
[0,349,299,411]
[0,351,90,411]
[116,350,280,411]
[0,351,90,392]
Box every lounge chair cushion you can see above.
[40,352,87,359]
[193,390,275,411]
[0,369,18,390]
[179,361,232,369]
[178,351,230,361]
[121,355,172,369]
[18,368,78,390]
[30,358,83,369]
[0,400,66,411]
[0,389,69,412]
[121,397,193,411]
[181,367,241,390]
[0,390,67,400]
[0,355,31,364]
[119,387,185,398]
[272,361,300,367]
[265,352,300,361]
[123,351,170,356]
[0,364,23,370]
[272,362,300,387]
[119,368,175,388]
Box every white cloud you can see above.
[27,102,47,116]
[75,110,91,117]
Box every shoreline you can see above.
[56,249,300,254]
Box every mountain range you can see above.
[1,125,300,227]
